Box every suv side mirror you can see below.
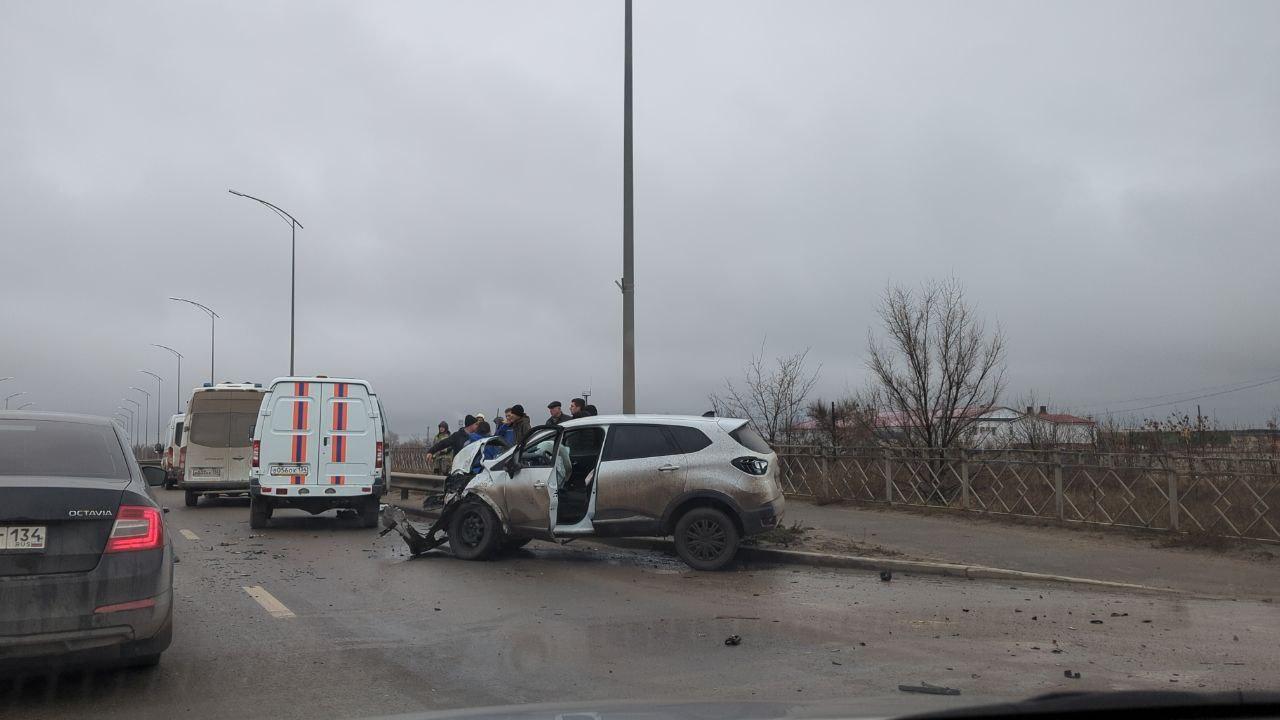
[504,456,520,477]
[153,443,164,453]
[141,465,167,487]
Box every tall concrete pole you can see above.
[621,0,636,414]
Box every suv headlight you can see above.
[731,456,769,475]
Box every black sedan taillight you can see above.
[731,456,769,475]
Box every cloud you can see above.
[2,0,1278,437]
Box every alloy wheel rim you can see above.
[686,518,727,561]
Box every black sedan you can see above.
[0,412,173,669]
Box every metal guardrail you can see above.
[388,472,444,500]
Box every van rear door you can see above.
[185,391,261,486]
[318,382,376,489]
[261,381,321,487]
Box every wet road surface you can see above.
[4,487,1278,719]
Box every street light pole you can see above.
[129,387,151,450]
[4,392,25,410]
[229,189,304,375]
[16,402,34,410]
[169,298,218,383]
[118,404,137,443]
[152,344,183,414]
[620,0,636,414]
[140,371,163,445]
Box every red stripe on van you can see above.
[291,384,311,484]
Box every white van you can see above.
[249,377,387,529]
[161,412,185,488]
[180,382,267,507]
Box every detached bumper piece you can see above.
[381,504,455,556]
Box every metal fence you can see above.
[775,446,1280,543]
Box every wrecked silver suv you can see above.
[382,415,784,570]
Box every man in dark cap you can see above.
[546,401,570,426]
[426,414,480,463]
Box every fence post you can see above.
[821,448,831,499]
[883,448,894,504]
[1053,452,1065,520]
[1167,466,1180,532]
[959,449,970,510]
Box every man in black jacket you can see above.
[426,415,479,463]
[546,401,570,425]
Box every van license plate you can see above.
[191,467,222,478]
[1,526,46,551]
[270,464,309,476]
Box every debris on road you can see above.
[724,635,742,646]
[880,570,893,582]
[1064,670,1081,679]
[898,682,960,696]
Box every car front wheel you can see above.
[674,507,740,571]
[448,500,501,560]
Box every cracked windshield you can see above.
[2,1,1279,719]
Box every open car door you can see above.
[496,426,566,537]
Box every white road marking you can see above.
[243,585,296,619]
[179,529,200,541]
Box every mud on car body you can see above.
[383,414,783,570]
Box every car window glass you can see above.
[602,425,680,462]
[730,424,772,454]
[564,427,605,458]
[520,429,558,467]
[0,420,129,479]
[668,425,712,453]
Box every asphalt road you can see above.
[4,488,1278,720]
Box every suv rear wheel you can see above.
[674,507,740,571]
[448,500,501,560]
[184,490,198,507]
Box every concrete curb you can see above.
[385,498,1181,594]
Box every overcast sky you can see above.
[2,0,1278,438]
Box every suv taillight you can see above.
[251,440,260,468]
[375,441,384,469]
[731,456,769,475]
[105,506,164,553]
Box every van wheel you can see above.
[674,507,740,571]
[249,496,271,529]
[184,490,198,507]
[358,497,379,528]
[448,500,501,560]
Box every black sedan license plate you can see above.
[1,525,46,551]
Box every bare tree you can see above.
[710,343,820,444]
[864,279,1006,449]
[806,396,879,447]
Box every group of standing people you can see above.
[425,398,599,465]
